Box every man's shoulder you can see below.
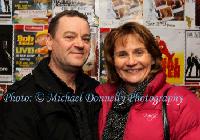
[7,74,35,95]
[80,73,100,87]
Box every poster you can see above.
[97,0,143,28]
[83,27,99,80]
[0,25,13,83]
[150,28,185,85]
[185,30,200,85]
[14,25,49,81]
[196,0,200,27]
[53,0,96,26]
[0,0,12,24]
[99,28,111,83]
[0,84,9,101]
[12,0,52,24]
[144,0,196,29]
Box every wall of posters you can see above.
[0,0,199,88]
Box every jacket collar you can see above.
[32,57,99,94]
[143,71,166,96]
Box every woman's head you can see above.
[104,22,162,86]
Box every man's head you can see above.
[47,10,91,72]
[155,35,161,43]
[48,10,89,38]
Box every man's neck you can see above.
[48,61,77,91]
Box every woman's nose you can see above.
[126,55,137,66]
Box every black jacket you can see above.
[0,58,101,140]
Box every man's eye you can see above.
[64,36,74,39]
[82,37,91,43]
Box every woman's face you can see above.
[114,34,154,88]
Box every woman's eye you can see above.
[135,50,145,56]
[115,52,128,58]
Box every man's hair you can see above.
[104,22,162,84]
[48,10,89,38]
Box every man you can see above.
[155,35,174,59]
[0,10,101,140]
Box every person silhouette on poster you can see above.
[4,0,10,12]
[192,55,200,77]
[0,1,2,13]
[186,52,194,77]
[155,35,175,59]
[0,41,11,75]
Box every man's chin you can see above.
[63,64,83,73]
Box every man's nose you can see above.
[75,37,84,48]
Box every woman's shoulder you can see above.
[95,83,117,96]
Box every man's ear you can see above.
[46,33,53,51]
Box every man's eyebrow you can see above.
[63,31,76,35]
[82,34,91,37]
[63,31,90,37]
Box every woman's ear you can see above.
[152,59,155,65]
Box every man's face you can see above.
[156,36,160,42]
[47,16,91,72]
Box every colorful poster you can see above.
[185,30,200,84]
[150,28,185,85]
[14,25,49,81]
[0,0,12,24]
[144,0,195,29]
[99,28,111,83]
[0,84,8,101]
[83,27,99,80]
[0,25,13,83]
[97,0,143,28]
[196,0,200,26]
[12,0,52,24]
[53,0,96,26]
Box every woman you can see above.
[96,22,200,140]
